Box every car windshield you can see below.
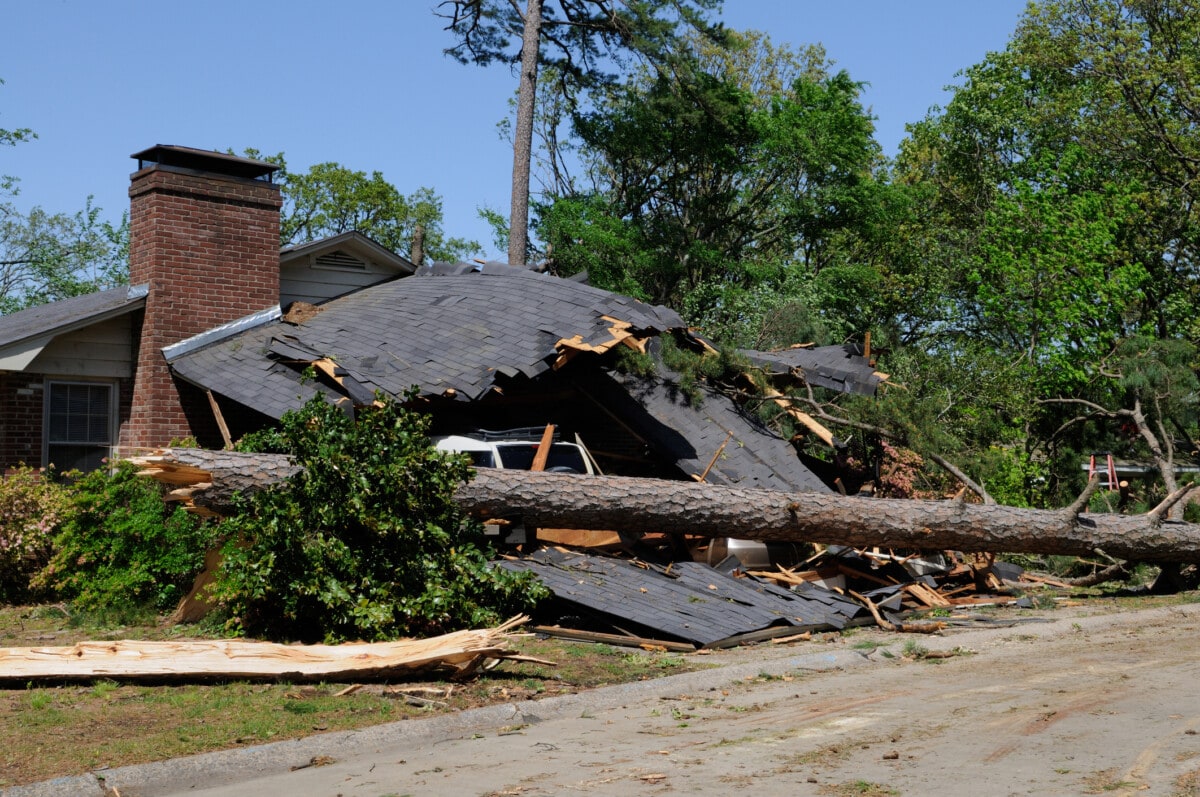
[495,443,587,472]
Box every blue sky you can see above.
[3,1,1028,260]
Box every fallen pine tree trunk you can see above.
[0,616,533,683]
[131,450,1200,565]
[458,470,1200,564]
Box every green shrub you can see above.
[213,392,547,643]
[0,466,70,604]
[35,463,216,612]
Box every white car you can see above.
[434,428,597,475]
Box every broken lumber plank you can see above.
[0,617,530,683]
[836,563,900,587]
[530,424,555,472]
[536,528,625,548]
[903,582,953,608]
[1021,572,1075,589]
[206,389,233,449]
[703,624,830,649]
[946,595,1020,607]
[529,625,696,652]
[744,569,810,587]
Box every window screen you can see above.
[46,382,113,472]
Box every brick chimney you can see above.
[123,145,282,450]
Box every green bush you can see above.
[35,463,216,612]
[0,466,70,604]
[213,392,547,643]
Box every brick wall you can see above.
[0,374,44,468]
[123,163,282,450]
[0,374,136,472]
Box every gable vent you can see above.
[315,250,368,271]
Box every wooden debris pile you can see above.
[741,545,1069,614]
[502,542,1065,649]
[0,616,537,683]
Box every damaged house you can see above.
[0,145,959,649]
[0,147,414,472]
[0,146,881,498]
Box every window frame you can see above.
[42,379,119,473]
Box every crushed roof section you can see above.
[170,269,829,490]
[168,322,332,419]
[0,284,148,351]
[499,548,865,647]
[576,369,829,493]
[743,343,885,396]
[172,270,682,408]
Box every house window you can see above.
[45,381,115,473]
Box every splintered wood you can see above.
[745,546,1030,624]
[0,616,531,683]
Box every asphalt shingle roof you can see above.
[172,270,681,408]
[170,270,827,492]
[0,284,147,351]
[743,343,884,396]
[577,369,829,492]
[499,548,864,646]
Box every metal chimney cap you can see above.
[131,145,279,182]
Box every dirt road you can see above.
[24,601,1200,797]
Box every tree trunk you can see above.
[507,0,542,266]
[410,223,426,266]
[131,451,1200,564]
[454,470,1200,565]
[0,617,530,682]
[132,449,301,517]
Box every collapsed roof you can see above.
[743,343,886,396]
[168,268,871,492]
[499,548,867,648]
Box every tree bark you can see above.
[132,449,301,517]
[454,470,1200,565]
[131,451,1200,564]
[508,0,542,266]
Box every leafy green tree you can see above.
[215,393,545,642]
[540,32,881,336]
[439,0,725,265]
[0,77,35,196]
[880,0,1200,508]
[0,199,129,313]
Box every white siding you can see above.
[26,315,134,378]
[280,257,400,307]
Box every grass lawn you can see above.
[0,604,703,788]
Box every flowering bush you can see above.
[0,466,70,604]
[875,442,934,499]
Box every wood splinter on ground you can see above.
[0,616,534,683]
[851,590,946,634]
